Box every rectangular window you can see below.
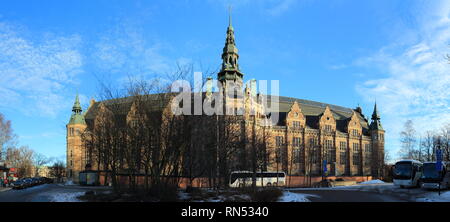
[325,125,333,132]
[276,147,286,164]
[313,147,319,164]
[293,148,300,163]
[276,136,284,147]
[292,137,301,147]
[299,148,305,164]
[292,121,301,129]
[324,140,335,163]
[365,154,371,165]
[340,141,347,151]
[353,154,360,165]
[353,143,360,152]
[276,148,282,163]
[340,152,347,165]
[364,144,372,153]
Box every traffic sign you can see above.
[323,160,327,173]
[436,149,443,171]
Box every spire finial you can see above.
[372,101,380,120]
[369,101,383,130]
[228,5,232,27]
[72,93,82,114]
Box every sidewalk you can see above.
[0,187,12,192]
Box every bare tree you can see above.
[50,161,65,183]
[0,113,16,161]
[33,153,49,177]
[420,131,436,162]
[5,146,34,178]
[399,120,417,159]
[439,123,450,161]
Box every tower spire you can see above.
[218,10,244,83]
[69,93,86,125]
[228,5,232,27]
[370,102,383,130]
[372,101,379,120]
[72,93,82,114]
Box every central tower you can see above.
[217,11,244,88]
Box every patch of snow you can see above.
[178,191,191,200]
[50,192,85,202]
[64,180,76,186]
[224,194,251,202]
[360,179,385,184]
[417,191,450,202]
[278,191,319,202]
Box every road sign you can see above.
[323,160,327,173]
[436,149,443,171]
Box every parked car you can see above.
[31,178,41,186]
[42,177,54,184]
[11,180,26,189]
[22,178,33,188]
[37,177,45,185]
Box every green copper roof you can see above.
[72,94,82,113]
[369,102,383,130]
[68,94,86,125]
[69,113,86,125]
[218,12,243,81]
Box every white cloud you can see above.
[356,0,450,159]
[212,0,302,17]
[266,0,296,16]
[0,22,83,117]
[92,21,176,78]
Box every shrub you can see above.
[250,188,283,202]
[148,183,179,202]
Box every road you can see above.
[291,190,408,202]
[0,184,111,202]
[288,183,443,202]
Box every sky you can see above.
[0,0,449,163]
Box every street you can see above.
[287,183,450,202]
[290,190,407,202]
[0,184,111,202]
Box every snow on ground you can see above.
[416,191,450,202]
[178,191,191,200]
[50,192,85,202]
[287,184,393,192]
[278,191,319,202]
[360,179,385,184]
[64,180,75,186]
[203,194,251,202]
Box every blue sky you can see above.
[0,0,449,163]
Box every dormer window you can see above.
[292,121,301,129]
[352,129,359,137]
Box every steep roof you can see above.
[84,93,370,134]
[266,95,370,134]
[84,93,175,120]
